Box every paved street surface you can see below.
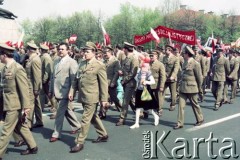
[1,90,240,160]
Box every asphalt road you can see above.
[1,89,240,160]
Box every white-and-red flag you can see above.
[101,23,111,46]
[69,34,77,44]
[150,28,160,44]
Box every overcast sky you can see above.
[2,0,240,22]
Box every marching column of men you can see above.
[0,40,240,159]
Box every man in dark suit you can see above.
[49,42,81,142]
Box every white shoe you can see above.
[151,109,159,126]
[130,124,139,129]
[154,115,159,126]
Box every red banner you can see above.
[134,26,196,45]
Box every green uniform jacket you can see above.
[51,53,59,62]
[40,53,53,84]
[195,54,206,77]
[121,54,139,88]
[25,53,42,92]
[0,62,5,97]
[229,57,239,80]
[179,57,202,93]
[237,56,240,77]
[211,56,230,82]
[150,60,166,89]
[162,54,180,82]
[104,56,120,86]
[204,57,211,77]
[72,57,108,104]
[3,61,30,111]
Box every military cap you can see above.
[83,41,97,51]
[216,48,223,53]
[137,45,144,50]
[201,49,207,56]
[185,46,195,55]
[156,46,164,51]
[192,45,199,51]
[104,46,113,52]
[165,44,174,51]
[97,48,103,54]
[149,49,159,55]
[40,44,49,50]
[123,42,135,51]
[0,43,15,52]
[27,40,38,49]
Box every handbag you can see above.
[141,86,152,101]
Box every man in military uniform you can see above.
[201,49,210,96]
[156,46,165,62]
[0,61,5,123]
[116,42,139,126]
[235,50,240,92]
[49,44,59,62]
[49,42,81,142]
[162,45,180,111]
[96,48,104,62]
[39,44,57,113]
[210,48,230,111]
[25,41,43,128]
[223,50,239,104]
[99,46,121,119]
[69,42,109,153]
[149,50,166,116]
[192,46,206,102]
[174,46,204,129]
[0,43,38,159]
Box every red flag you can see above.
[5,41,12,47]
[101,24,111,46]
[95,42,102,49]
[69,34,77,44]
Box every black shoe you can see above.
[173,124,183,130]
[32,124,44,128]
[116,119,125,126]
[143,111,149,119]
[70,144,84,153]
[92,135,108,143]
[219,99,224,107]
[169,106,176,111]
[195,120,204,126]
[21,147,38,155]
[98,111,106,119]
[14,140,26,147]
[49,114,56,119]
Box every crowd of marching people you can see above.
[0,39,239,159]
